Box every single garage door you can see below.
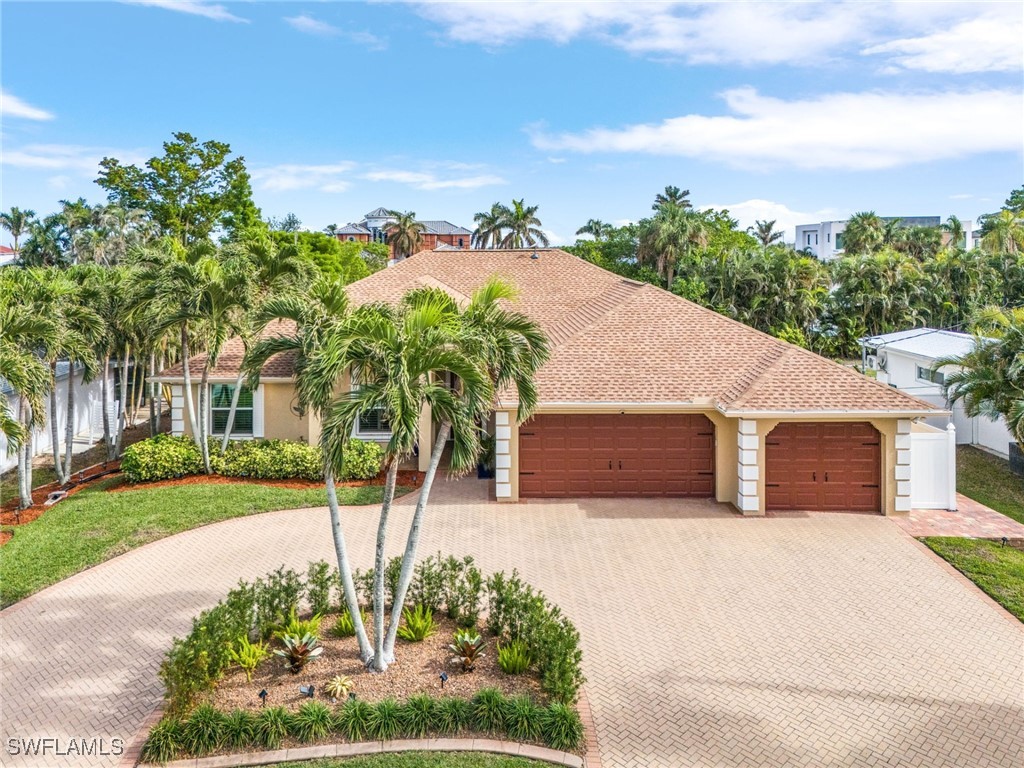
[518,413,715,498]
[765,422,881,513]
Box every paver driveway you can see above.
[2,478,1022,768]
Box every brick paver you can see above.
[895,493,1024,539]
[2,478,1022,767]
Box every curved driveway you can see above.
[2,478,1022,767]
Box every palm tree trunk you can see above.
[155,350,165,433]
[198,364,212,474]
[383,420,450,660]
[370,458,400,672]
[114,343,129,457]
[180,326,200,445]
[219,369,246,453]
[148,352,157,437]
[49,363,67,485]
[18,397,32,509]
[102,354,114,461]
[63,365,76,480]
[326,468,373,662]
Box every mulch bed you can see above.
[108,469,424,494]
[209,613,540,714]
[0,460,121,524]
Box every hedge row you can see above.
[120,435,383,484]
[142,689,584,763]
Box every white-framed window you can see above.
[357,408,391,435]
[916,365,945,386]
[210,384,256,436]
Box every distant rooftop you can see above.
[862,328,987,360]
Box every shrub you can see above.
[396,604,436,642]
[471,688,507,734]
[271,605,323,642]
[229,636,269,682]
[324,674,354,700]
[504,696,543,743]
[368,698,403,741]
[541,702,584,751]
[449,629,486,672]
[408,554,446,613]
[432,697,471,735]
[443,555,484,627]
[331,608,368,638]
[121,434,203,483]
[306,560,334,617]
[335,697,374,741]
[254,706,290,749]
[142,719,183,764]
[181,704,227,757]
[536,613,586,704]
[254,566,304,638]
[341,438,384,480]
[497,639,532,675]
[219,439,322,481]
[486,570,546,641]
[400,693,436,738]
[223,710,256,750]
[290,700,333,743]
[274,632,323,673]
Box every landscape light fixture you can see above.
[348,692,357,701]
[300,684,315,698]
[258,689,268,705]
[439,671,449,689]
[1002,537,1009,547]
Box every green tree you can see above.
[499,199,549,248]
[0,207,36,252]
[575,219,612,241]
[638,205,707,288]
[942,215,966,251]
[842,211,884,255]
[749,219,783,250]
[97,131,261,245]
[653,185,692,211]
[386,210,425,259]
[472,203,507,249]
[269,231,374,283]
[981,210,1024,255]
[19,214,70,267]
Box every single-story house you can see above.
[862,328,1015,458]
[154,248,946,515]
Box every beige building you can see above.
[155,249,943,516]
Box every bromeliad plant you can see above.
[449,629,487,672]
[273,632,323,673]
[229,636,270,682]
[396,604,436,642]
[271,605,322,642]
[323,674,354,700]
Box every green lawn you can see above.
[0,480,405,607]
[262,755,551,768]
[923,537,1024,622]
[957,445,1024,525]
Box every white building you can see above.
[861,328,1015,459]
[0,362,115,473]
[794,216,964,261]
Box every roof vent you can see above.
[530,252,540,260]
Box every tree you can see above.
[97,131,261,245]
[842,211,884,255]
[638,205,707,288]
[0,207,36,252]
[386,210,425,260]
[653,185,692,211]
[19,214,70,267]
[981,210,1024,255]
[942,215,966,251]
[575,219,612,241]
[472,204,507,249]
[269,231,374,283]
[324,224,339,237]
[269,213,303,233]
[499,199,549,248]
[749,219,783,250]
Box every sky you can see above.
[2,1,1023,246]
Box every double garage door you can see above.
[519,414,715,498]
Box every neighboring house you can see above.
[0,245,18,267]
[862,328,1015,458]
[794,216,960,260]
[155,248,952,515]
[333,207,472,261]
[0,361,115,473]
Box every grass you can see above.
[956,445,1024,525]
[0,480,408,607]
[259,755,551,768]
[923,537,1024,622]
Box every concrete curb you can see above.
[141,738,585,768]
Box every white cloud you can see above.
[531,87,1023,171]
[285,14,340,37]
[411,1,1022,73]
[949,193,974,200]
[363,169,506,190]
[701,199,838,243]
[122,1,248,23]
[251,162,356,193]
[1,144,147,174]
[1,90,54,121]
[47,175,72,191]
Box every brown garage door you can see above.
[518,414,715,498]
[765,422,881,513]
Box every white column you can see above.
[494,410,513,499]
[170,385,184,436]
[736,419,760,515]
[946,423,958,512]
[894,419,913,513]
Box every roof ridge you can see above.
[545,279,644,348]
[718,343,785,408]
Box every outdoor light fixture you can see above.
[439,671,449,689]
[530,252,539,260]
[300,684,315,698]
[348,692,357,701]
[1002,537,1009,547]
[258,689,268,704]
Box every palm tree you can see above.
[653,185,692,211]
[842,211,884,255]
[638,206,707,289]
[499,199,549,248]
[324,224,339,238]
[575,219,612,241]
[749,220,783,250]
[386,210,425,260]
[0,207,36,252]
[19,214,70,267]
[981,210,1024,255]
[472,204,507,249]
[942,215,966,251]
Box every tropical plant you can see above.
[749,219,783,250]
[271,605,323,642]
[181,704,227,756]
[499,199,549,248]
[653,185,692,210]
[273,632,324,673]
[400,694,436,738]
[470,687,506,732]
[638,204,708,288]
[842,211,884,254]
[396,604,436,641]
[229,636,269,682]
[254,707,290,749]
[504,696,543,742]
[368,698,403,740]
[335,697,374,741]
[575,218,612,241]
[0,206,36,252]
[541,702,584,751]
[942,215,966,251]
[386,210,425,260]
[223,709,256,750]
[290,700,333,742]
[323,674,354,700]
[141,718,183,764]
[472,203,507,249]
[332,607,368,638]
[497,639,533,674]
[981,209,1024,255]
[450,629,486,671]
[432,696,471,735]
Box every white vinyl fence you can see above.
[911,423,957,510]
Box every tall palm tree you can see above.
[0,207,36,252]
[575,219,612,241]
[653,185,692,211]
[386,210,425,260]
[59,198,93,264]
[942,215,966,251]
[499,199,549,249]
[19,214,70,267]
[842,211,885,255]
[749,220,783,250]
[472,203,507,249]
[981,210,1024,255]
[638,206,707,289]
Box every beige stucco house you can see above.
[154,248,943,516]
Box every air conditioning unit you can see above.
[865,354,878,370]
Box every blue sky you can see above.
[2,1,1022,245]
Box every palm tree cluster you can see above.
[472,199,549,249]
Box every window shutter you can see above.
[253,385,265,438]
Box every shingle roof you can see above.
[158,249,937,414]
[336,222,371,235]
[418,220,473,236]
[155,320,298,380]
[364,207,392,219]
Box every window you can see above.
[347,236,355,241]
[835,233,845,250]
[210,384,253,435]
[358,408,390,433]
[827,233,831,242]
[458,237,464,247]
[806,233,813,245]
[916,365,945,386]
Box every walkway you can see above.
[896,493,1024,538]
[1,479,1022,767]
